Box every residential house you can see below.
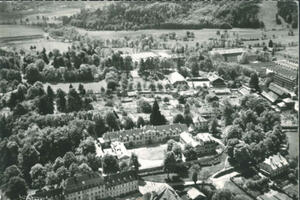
[180,132,218,156]
[259,154,289,178]
[207,74,226,88]
[167,71,188,88]
[31,188,63,200]
[186,77,210,89]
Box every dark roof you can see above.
[104,170,138,187]
[32,188,63,198]
[269,83,290,97]
[102,124,188,142]
[64,173,104,194]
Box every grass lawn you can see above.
[128,144,167,170]
[285,131,299,158]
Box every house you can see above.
[282,98,295,109]
[213,88,231,95]
[168,71,187,88]
[259,154,289,178]
[180,132,218,156]
[207,74,226,88]
[266,60,298,91]
[198,106,219,118]
[64,171,138,200]
[100,124,188,148]
[147,184,182,200]
[238,86,251,96]
[193,116,209,131]
[277,102,287,111]
[186,77,210,88]
[187,187,206,200]
[209,48,246,62]
[268,83,291,98]
[260,91,280,104]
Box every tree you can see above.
[249,72,259,91]
[93,114,107,137]
[173,114,185,124]
[5,176,27,200]
[78,84,86,96]
[192,171,198,185]
[66,88,82,112]
[167,139,176,151]
[63,152,77,168]
[212,189,233,200]
[37,94,54,115]
[120,161,128,172]
[137,116,145,128]
[2,165,23,185]
[136,82,142,91]
[56,89,66,112]
[102,154,119,174]
[268,40,273,48]
[209,118,219,136]
[78,137,96,155]
[150,100,166,125]
[78,163,92,175]
[105,111,119,131]
[26,64,42,84]
[183,144,197,161]
[129,153,140,172]
[163,152,176,180]
[137,99,152,113]
[222,100,234,126]
[123,116,135,130]
[30,164,46,189]
[184,114,193,127]
[46,171,59,186]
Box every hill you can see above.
[64,1,265,30]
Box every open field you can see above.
[43,81,106,94]
[0,25,43,38]
[128,144,167,170]
[285,131,299,158]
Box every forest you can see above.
[64,1,264,30]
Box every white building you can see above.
[259,154,289,177]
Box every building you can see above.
[167,71,187,88]
[31,188,63,200]
[180,132,218,156]
[187,187,206,200]
[198,106,219,119]
[259,154,289,178]
[207,74,226,88]
[210,48,246,62]
[144,183,182,200]
[100,124,188,148]
[213,88,231,95]
[64,171,138,200]
[193,116,209,131]
[186,77,210,88]
[268,82,291,98]
[121,52,160,63]
[266,60,298,91]
[260,91,280,104]
[108,141,130,160]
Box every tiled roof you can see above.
[104,171,138,187]
[210,48,246,55]
[102,124,188,142]
[64,173,104,194]
[32,188,63,198]
[262,154,289,170]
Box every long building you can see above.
[100,124,188,148]
[64,171,138,200]
[266,60,298,91]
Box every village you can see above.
[0,1,299,200]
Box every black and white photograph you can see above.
[0,1,298,200]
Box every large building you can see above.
[180,132,218,156]
[266,60,298,91]
[209,48,246,62]
[167,71,188,88]
[207,74,226,88]
[100,124,188,148]
[64,171,138,200]
[259,154,289,178]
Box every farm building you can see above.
[167,71,188,87]
[207,74,226,88]
[259,154,289,178]
[266,60,298,91]
[209,48,246,62]
[186,77,210,88]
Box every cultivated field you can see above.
[285,131,299,158]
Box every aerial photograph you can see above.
[0,1,298,200]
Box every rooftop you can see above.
[262,154,289,170]
[269,83,291,97]
[168,71,186,85]
[210,48,246,55]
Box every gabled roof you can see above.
[187,187,206,200]
[104,170,138,187]
[261,91,279,103]
[149,184,182,200]
[269,83,290,97]
[262,154,289,170]
[168,72,186,85]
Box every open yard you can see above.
[128,144,167,170]
[285,131,299,158]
